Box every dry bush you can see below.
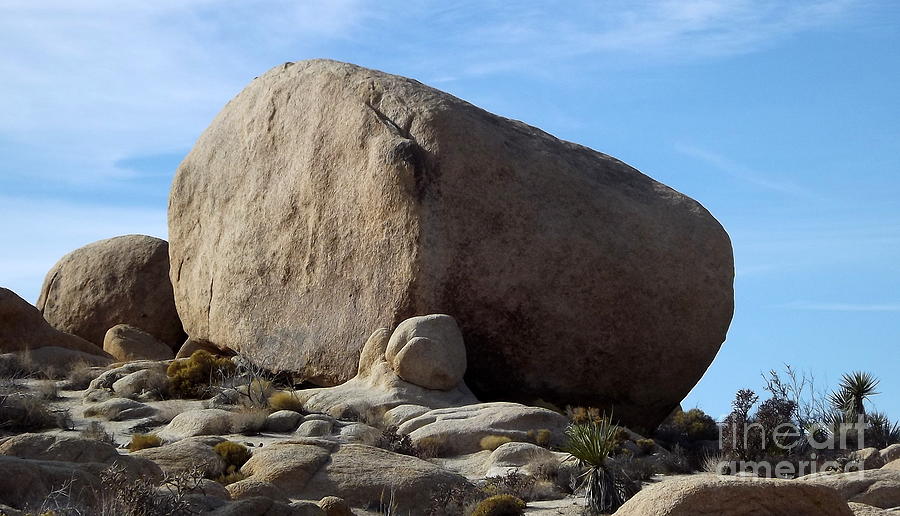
[268,390,303,412]
[0,394,57,431]
[35,379,60,400]
[64,360,104,390]
[377,426,418,456]
[482,471,537,502]
[480,435,513,451]
[635,438,656,455]
[214,441,252,470]
[81,421,117,446]
[127,433,162,451]
[167,350,235,399]
[527,428,552,447]
[229,406,268,435]
[415,436,448,459]
[470,494,526,516]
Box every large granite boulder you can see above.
[168,59,734,429]
[37,235,185,349]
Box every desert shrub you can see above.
[268,390,303,412]
[527,428,552,447]
[655,408,719,447]
[35,380,59,400]
[415,436,448,458]
[470,494,526,516]
[377,425,417,456]
[81,421,116,446]
[866,411,900,449]
[216,471,247,485]
[563,418,636,513]
[566,406,604,424]
[214,441,252,470]
[0,394,57,431]
[127,433,162,451]
[635,438,656,455]
[64,360,103,390]
[229,406,268,435]
[166,350,235,398]
[700,451,730,474]
[482,471,536,501]
[480,435,513,451]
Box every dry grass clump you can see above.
[214,441,252,470]
[229,406,268,435]
[127,433,162,451]
[527,428,552,447]
[166,350,235,398]
[35,380,60,400]
[81,421,116,446]
[470,494,526,516]
[480,435,513,451]
[64,360,104,390]
[0,394,58,431]
[268,390,304,412]
[415,436,447,459]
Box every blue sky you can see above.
[1,0,897,420]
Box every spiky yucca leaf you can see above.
[830,371,880,419]
[562,419,620,468]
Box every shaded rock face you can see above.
[0,287,109,359]
[37,234,185,349]
[168,59,734,430]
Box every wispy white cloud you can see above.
[427,0,858,78]
[673,143,822,198]
[779,302,900,312]
[0,0,368,184]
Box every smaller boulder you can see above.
[157,408,234,441]
[104,324,175,362]
[318,496,353,516]
[265,410,303,433]
[337,423,381,445]
[83,397,157,421]
[132,436,227,478]
[296,419,334,438]
[385,314,467,391]
[111,367,170,399]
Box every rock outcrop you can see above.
[296,320,477,419]
[37,235,185,349]
[799,470,900,509]
[615,475,854,516]
[168,59,734,429]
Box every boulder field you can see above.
[168,59,735,430]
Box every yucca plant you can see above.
[561,416,631,513]
[829,371,880,420]
[866,411,900,449]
